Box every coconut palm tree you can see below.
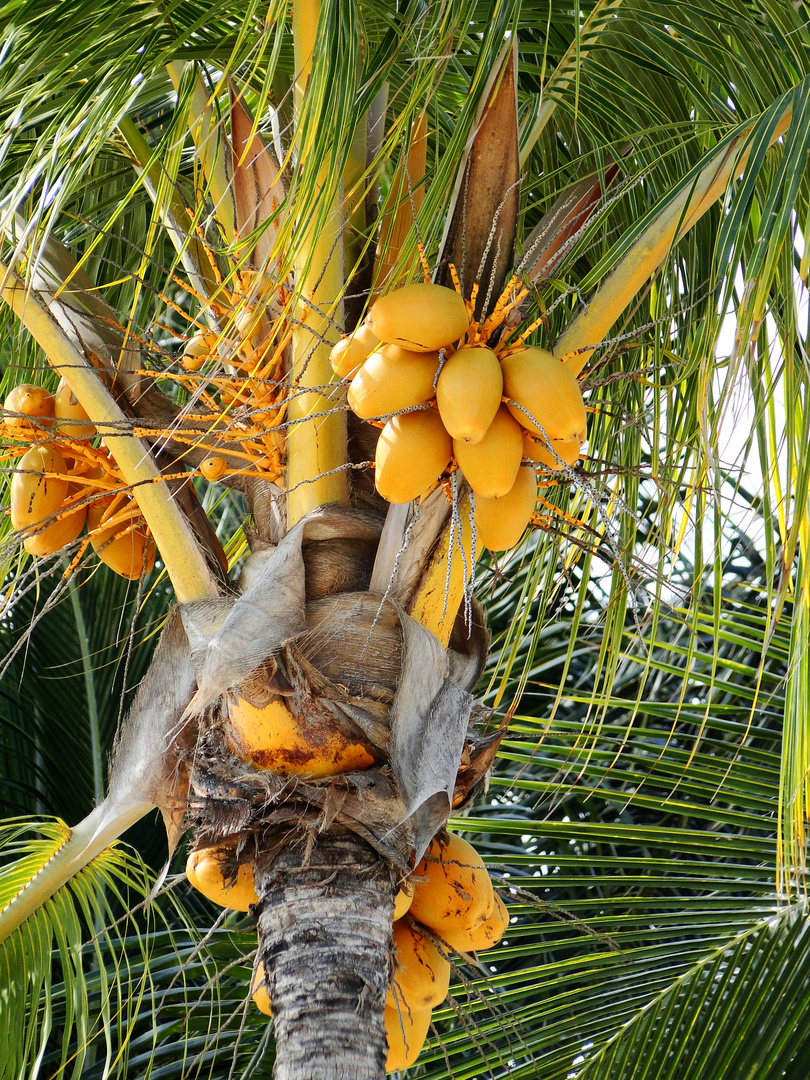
[2,1,810,1078]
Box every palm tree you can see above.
[2,1,810,1077]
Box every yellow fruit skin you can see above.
[454,406,523,498]
[4,384,55,437]
[409,833,494,936]
[522,430,582,471]
[439,893,509,954]
[23,503,87,557]
[54,379,95,438]
[385,1004,432,1073]
[375,410,452,504]
[501,347,586,441]
[88,503,155,579]
[393,882,414,921]
[227,695,375,778]
[11,445,69,531]
[251,962,273,1016]
[186,847,258,911]
[436,346,503,443]
[473,466,538,552]
[348,344,440,420]
[386,920,450,1013]
[330,323,379,379]
[368,283,470,352]
[200,456,228,481]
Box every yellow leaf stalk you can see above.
[0,265,220,603]
[286,0,349,525]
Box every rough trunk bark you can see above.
[255,830,396,1080]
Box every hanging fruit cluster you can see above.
[186,829,507,1072]
[169,273,291,488]
[2,381,155,577]
[332,280,588,552]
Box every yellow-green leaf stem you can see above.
[167,62,236,245]
[0,266,220,603]
[555,102,794,377]
[0,801,151,946]
[286,0,349,526]
[117,116,219,306]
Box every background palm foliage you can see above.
[1,0,810,1076]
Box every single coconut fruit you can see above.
[23,502,87,557]
[522,430,582,471]
[454,405,523,498]
[436,346,503,443]
[200,455,228,481]
[182,330,215,370]
[367,283,469,352]
[374,410,452,504]
[4,384,55,437]
[186,846,258,911]
[385,919,450,1013]
[88,503,155,579]
[409,832,494,936]
[439,893,509,954]
[501,347,586,441]
[474,465,537,552]
[11,445,69,531]
[394,881,415,921]
[348,344,440,420]
[384,1003,432,1073]
[251,961,273,1016]
[227,695,375,778]
[53,379,95,438]
[330,322,380,379]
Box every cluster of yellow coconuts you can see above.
[331,282,587,551]
[3,381,154,576]
[186,830,506,1072]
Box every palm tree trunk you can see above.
[255,830,395,1080]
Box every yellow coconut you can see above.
[374,410,452,504]
[386,919,450,1014]
[522,430,582,471]
[182,330,214,370]
[88,503,156,579]
[4,384,55,437]
[394,881,415,921]
[11,445,69,532]
[367,283,470,353]
[473,465,538,552]
[347,344,440,420]
[409,832,494,936]
[454,406,523,498]
[501,347,586,441]
[186,846,258,911]
[385,1003,432,1073]
[200,455,228,481]
[23,502,87,557]
[436,346,503,443]
[439,893,509,954]
[251,961,273,1017]
[330,322,380,379]
[226,695,375,778]
[53,379,96,438]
